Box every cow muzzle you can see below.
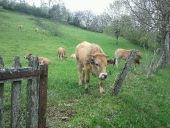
[99,72,107,80]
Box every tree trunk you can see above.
[158,15,170,68]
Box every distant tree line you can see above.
[0,0,110,32]
[105,0,169,50]
[0,0,169,67]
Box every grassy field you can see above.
[0,9,170,128]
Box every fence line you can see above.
[0,55,48,128]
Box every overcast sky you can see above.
[28,0,113,15]
[63,0,113,14]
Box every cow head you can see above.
[64,55,68,59]
[88,53,108,80]
[24,53,33,60]
[134,52,142,64]
[107,58,116,66]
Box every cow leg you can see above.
[58,52,60,59]
[115,58,119,68]
[61,55,63,61]
[62,53,65,61]
[77,64,84,85]
[99,80,105,96]
[84,69,90,94]
[60,53,63,60]
[59,55,62,60]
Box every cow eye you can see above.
[95,63,99,67]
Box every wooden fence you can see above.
[0,55,48,128]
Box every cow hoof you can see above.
[79,81,83,86]
[84,93,88,96]
[100,92,105,97]
[79,83,82,86]
[84,88,89,95]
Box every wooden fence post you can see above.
[38,65,48,128]
[11,56,22,128]
[26,57,39,128]
[112,50,136,96]
[146,48,160,78]
[0,56,4,128]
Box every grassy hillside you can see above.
[0,9,170,128]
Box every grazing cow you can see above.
[114,48,142,68]
[24,53,51,65]
[70,53,76,60]
[18,24,23,30]
[75,41,108,96]
[34,28,39,32]
[57,47,67,60]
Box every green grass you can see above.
[0,9,170,128]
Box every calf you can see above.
[24,53,51,65]
[114,48,142,68]
[75,41,108,96]
[57,47,67,60]
[18,24,23,30]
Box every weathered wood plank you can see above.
[11,56,22,128]
[26,57,39,128]
[0,68,40,82]
[112,50,136,95]
[0,56,4,128]
[38,65,48,128]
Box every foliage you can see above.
[1,1,49,18]
[49,3,68,22]
[104,12,160,49]
[0,0,108,33]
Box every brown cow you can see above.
[57,47,67,60]
[114,48,142,68]
[75,41,108,96]
[24,53,51,65]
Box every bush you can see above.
[104,15,160,50]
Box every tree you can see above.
[81,10,94,30]
[49,2,68,22]
[105,0,130,44]
[72,11,84,27]
[125,0,170,67]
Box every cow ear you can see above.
[90,58,95,64]
[107,59,112,64]
[28,53,32,56]
[87,58,94,64]
[88,54,95,57]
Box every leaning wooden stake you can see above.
[112,50,136,96]
[0,56,4,128]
